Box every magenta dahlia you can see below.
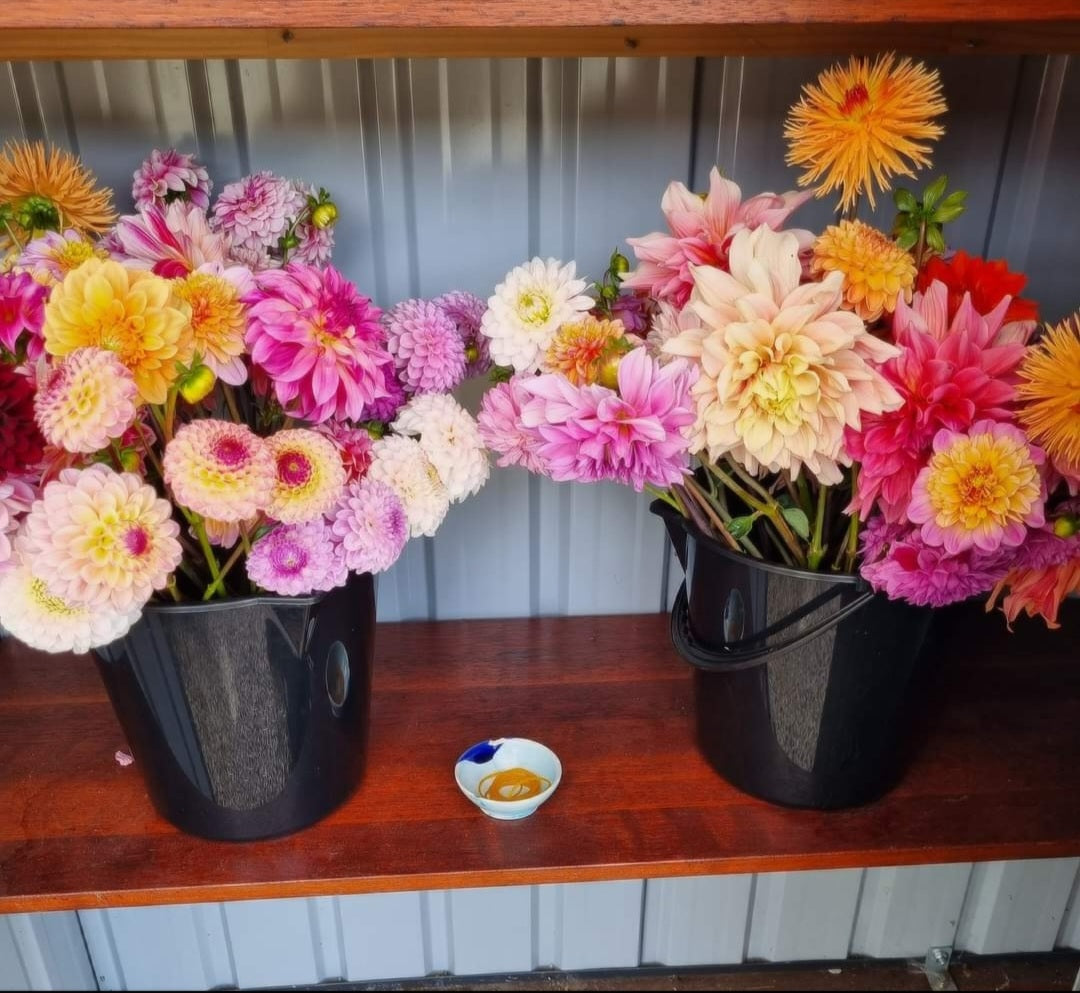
[112,202,229,278]
[0,271,47,360]
[359,365,407,424]
[132,149,212,212]
[245,264,391,424]
[246,519,347,596]
[477,379,549,474]
[433,290,490,377]
[0,365,45,479]
[384,298,467,394]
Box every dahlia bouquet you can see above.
[477,54,1080,628]
[0,143,489,654]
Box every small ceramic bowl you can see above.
[454,737,562,821]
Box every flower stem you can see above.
[163,388,178,444]
[836,465,862,573]
[683,477,740,552]
[192,519,223,594]
[109,441,126,473]
[683,476,764,559]
[711,459,806,567]
[914,219,927,269]
[807,484,829,571]
[202,541,246,601]
[645,483,683,514]
[223,384,244,425]
[2,218,23,251]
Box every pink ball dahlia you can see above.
[0,270,47,360]
[847,280,1029,523]
[0,474,34,574]
[266,428,346,523]
[112,202,230,278]
[477,379,549,474]
[34,348,138,454]
[163,419,275,522]
[329,476,408,574]
[245,264,391,424]
[433,290,490,377]
[907,420,1046,555]
[212,171,306,267]
[385,298,467,394]
[246,519,347,596]
[623,167,814,308]
[518,346,698,491]
[316,421,374,482]
[132,149,212,212]
[16,464,182,611]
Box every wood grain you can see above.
[3,1,1080,59]
[0,599,1078,913]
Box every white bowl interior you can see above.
[454,737,562,804]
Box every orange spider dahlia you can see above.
[1017,315,1080,484]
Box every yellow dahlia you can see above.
[0,142,115,246]
[542,315,626,385]
[266,429,346,524]
[16,464,182,612]
[1017,316,1080,483]
[811,220,916,322]
[784,54,946,212]
[44,258,193,405]
[665,225,902,485]
[172,264,254,386]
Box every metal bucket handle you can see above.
[671,581,876,672]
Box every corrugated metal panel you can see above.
[640,875,753,966]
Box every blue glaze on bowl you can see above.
[457,739,505,765]
[454,737,562,821]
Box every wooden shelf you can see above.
[4,1,1080,60]
[1,600,1079,913]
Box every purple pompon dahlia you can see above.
[132,149,212,212]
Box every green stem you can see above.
[163,388,178,443]
[202,540,247,601]
[796,475,813,518]
[192,519,223,593]
[645,483,683,514]
[165,577,182,602]
[807,484,829,571]
[837,465,862,573]
[109,441,126,473]
[719,460,807,567]
[914,219,927,269]
[223,384,244,425]
[683,477,740,552]
[2,218,24,251]
[683,476,764,559]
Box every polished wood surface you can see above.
[3,1,1080,59]
[1,601,1078,913]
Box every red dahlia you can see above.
[917,250,1038,325]
[0,365,45,479]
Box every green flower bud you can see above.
[611,252,630,275]
[597,350,623,391]
[119,448,142,473]
[465,342,480,365]
[1053,515,1080,539]
[17,195,60,233]
[311,202,338,230]
[177,364,216,405]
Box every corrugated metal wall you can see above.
[2,53,1078,990]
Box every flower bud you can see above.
[177,364,216,405]
[1053,515,1080,539]
[597,351,623,391]
[119,448,142,473]
[611,252,630,275]
[465,342,480,365]
[311,202,338,230]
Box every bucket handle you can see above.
[670,582,876,672]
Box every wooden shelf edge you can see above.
[6,838,1079,914]
[4,23,1080,61]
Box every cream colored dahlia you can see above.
[480,258,593,372]
[44,258,193,405]
[0,565,140,654]
[811,220,916,322]
[171,263,253,386]
[368,434,450,538]
[646,301,702,364]
[34,347,138,454]
[665,225,903,484]
[266,428,346,524]
[163,419,275,522]
[16,464,182,612]
[392,393,490,503]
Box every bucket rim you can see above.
[139,571,370,616]
[649,497,863,586]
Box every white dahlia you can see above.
[0,566,140,654]
[367,435,450,538]
[480,257,593,372]
[392,393,490,503]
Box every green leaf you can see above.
[922,174,948,211]
[781,506,811,540]
[931,202,966,224]
[895,228,919,251]
[925,224,946,254]
[893,188,917,213]
[726,515,758,540]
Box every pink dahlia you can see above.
[433,290,490,377]
[477,379,549,474]
[266,428,346,523]
[359,365,407,424]
[0,474,34,574]
[384,298,467,394]
[132,149,212,212]
[112,202,230,278]
[859,519,1009,607]
[245,264,391,424]
[518,346,697,491]
[18,229,106,284]
[34,348,138,453]
[163,419,275,522]
[316,421,374,481]
[0,364,45,479]
[907,420,1045,555]
[329,476,408,575]
[623,167,813,308]
[17,464,182,611]
[289,189,335,268]
[246,519,347,596]
[847,280,1029,522]
[0,270,47,360]
[212,171,306,268]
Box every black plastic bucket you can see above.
[654,500,933,809]
[93,571,375,840]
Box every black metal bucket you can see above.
[93,571,375,840]
[654,500,933,810]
